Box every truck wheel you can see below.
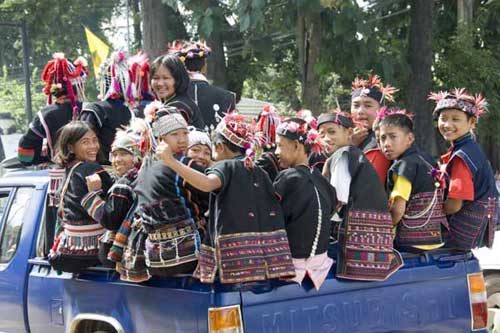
[489,308,500,333]
[485,273,500,308]
[484,274,500,333]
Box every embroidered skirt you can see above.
[117,218,150,283]
[49,221,105,273]
[396,191,448,247]
[48,168,65,207]
[117,198,202,281]
[57,221,105,255]
[336,210,403,281]
[98,230,116,268]
[144,218,201,269]
[447,197,498,250]
[193,230,296,284]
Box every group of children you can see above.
[18,43,499,291]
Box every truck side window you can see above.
[0,192,10,222]
[0,187,34,263]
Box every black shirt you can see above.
[134,157,207,226]
[59,162,113,223]
[189,80,236,128]
[79,100,132,164]
[205,158,286,243]
[274,165,337,258]
[164,94,205,130]
[18,101,80,166]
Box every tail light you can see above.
[208,305,244,333]
[468,272,488,330]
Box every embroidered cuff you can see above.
[82,190,106,222]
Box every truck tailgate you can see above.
[241,253,482,333]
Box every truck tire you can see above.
[485,273,500,308]
[484,273,500,332]
[489,308,500,333]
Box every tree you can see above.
[406,1,436,154]
[0,0,121,105]
[297,4,323,113]
[0,67,45,132]
[141,0,188,60]
[129,0,142,50]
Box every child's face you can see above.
[318,122,351,154]
[212,143,229,161]
[70,130,99,163]
[187,144,212,168]
[438,109,476,142]
[151,64,176,101]
[275,135,300,168]
[351,96,380,129]
[379,125,414,160]
[111,149,135,177]
[160,128,189,154]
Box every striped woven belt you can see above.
[64,222,105,237]
[148,219,204,241]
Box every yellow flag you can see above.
[84,27,110,77]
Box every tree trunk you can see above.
[206,31,228,88]
[140,0,188,60]
[297,8,322,115]
[130,0,142,51]
[457,0,474,31]
[200,0,228,88]
[406,1,436,155]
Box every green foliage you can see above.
[433,31,500,141]
[0,0,118,126]
[242,50,301,112]
[0,66,45,132]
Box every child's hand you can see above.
[156,141,175,166]
[352,127,369,146]
[86,174,102,192]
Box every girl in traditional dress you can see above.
[116,107,207,282]
[86,120,148,267]
[48,121,113,273]
[430,89,498,250]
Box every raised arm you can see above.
[156,141,221,193]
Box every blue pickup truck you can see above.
[0,168,490,333]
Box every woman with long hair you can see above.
[48,121,112,273]
[150,54,205,129]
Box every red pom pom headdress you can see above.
[255,104,281,145]
[375,106,413,120]
[98,50,131,103]
[351,74,398,105]
[216,113,259,149]
[277,118,325,155]
[41,53,88,118]
[128,51,152,106]
[428,88,488,119]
